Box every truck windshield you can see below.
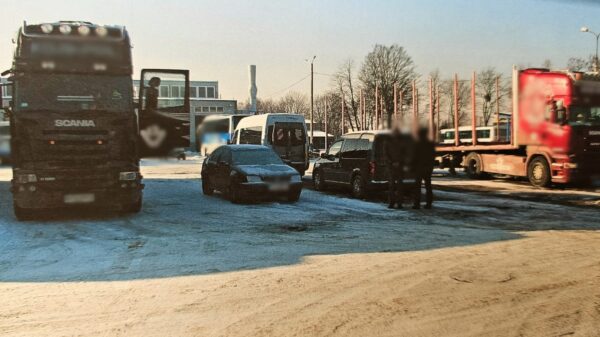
[569,106,600,126]
[14,74,132,113]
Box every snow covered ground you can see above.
[0,159,599,282]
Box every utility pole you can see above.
[341,98,345,135]
[307,56,316,146]
[324,98,329,150]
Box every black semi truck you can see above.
[1,21,190,220]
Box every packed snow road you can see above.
[0,158,599,282]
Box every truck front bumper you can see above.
[11,177,144,210]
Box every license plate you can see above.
[64,193,95,204]
[269,183,289,192]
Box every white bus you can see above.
[308,130,335,155]
[439,125,511,144]
[233,113,309,175]
[197,114,250,155]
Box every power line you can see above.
[264,74,310,98]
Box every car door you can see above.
[214,147,232,189]
[138,69,190,157]
[321,140,343,182]
[203,147,221,188]
[338,139,362,184]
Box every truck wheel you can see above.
[13,204,37,221]
[528,157,551,188]
[313,170,326,191]
[351,174,366,199]
[124,197,142,214]
[202,177,214,195]
[465,153,487,179]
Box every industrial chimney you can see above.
[249,65,257,114]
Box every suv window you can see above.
[341,139,370,158]
[328,141,343,157]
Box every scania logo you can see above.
[54,120,96,127]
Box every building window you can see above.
[209,107,217,112]
[202,106,209,112]
[190,87,197,98]
[194,106,203,113]
[216,107,224,113]
[179,86,185,98]
[171,86,180,98]
[207,86,215,98]
[198,87,206,98]
[159,85,169,97]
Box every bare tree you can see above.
[359,44,417,127]
[567,56,593,72]
[256,98,280,114]
[542,59,553,69]
[476,68,511,126]
[277,91,309,115]
[333,59,360,131]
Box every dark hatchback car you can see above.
[312,131,413,198]
[201,145,303,203]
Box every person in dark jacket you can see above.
[145,77,161,110]
[412,128,435,209]
[385,128,406,209]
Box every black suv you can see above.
[313,131,409,198]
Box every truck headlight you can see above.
[564,162,578,169]
[16,174,37,184]
[246,175,262,183]
[290,175,301,183]
[119,172,137,181]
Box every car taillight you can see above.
[369,161,376,176]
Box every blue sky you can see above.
[1,0,599,101]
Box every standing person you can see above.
[385,127,405,209]
[412,128,435,209]
[145,77,161,110]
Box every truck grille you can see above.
[38,129,111,168]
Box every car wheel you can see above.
[528,156,551,188]
[351,174,366,199]
[313,170,326,191]
[287,190,301,202]
[202,176,214,195]
[228,185,242,204]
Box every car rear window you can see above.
[233,149,284,165]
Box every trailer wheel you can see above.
[528,157,551,188]
[464,152,487,179]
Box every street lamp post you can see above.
[581,26,600,73]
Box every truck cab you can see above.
[5,21,190,220]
